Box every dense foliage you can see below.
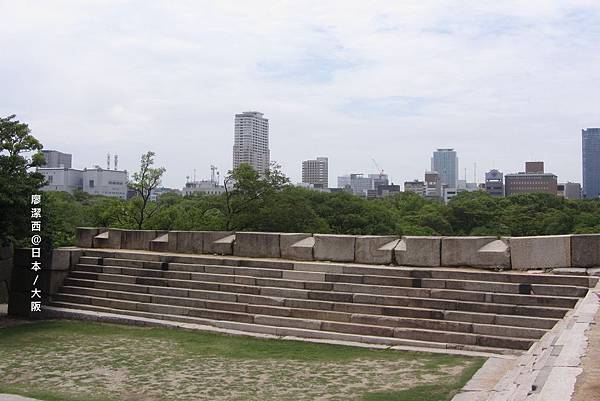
[43,165,600,247]
[0,115,46,246]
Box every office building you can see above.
[233,111,270,176]
[41,150,72,168]
[424,171,442,200]
[82,167,128,199]
[557,182,582,200]
[582,128,600,199]
[182,180,225,196]
[38,168,83,194]
[505,162,557,196]
[337,173,373,196]
[302,157,328,188]
[443,186,458,203]
[484,169,504,197]
[431,148,458,188]
[404,180,426,197]
[525,161,545,174]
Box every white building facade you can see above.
[233,111,270,176]
[431,148,458,189]
[82,167,128,199]
[302,157,328,188]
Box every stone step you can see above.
[69,269,581,309]
[51,294,537,350]
[78,256,102,265]
[62,277,570,321]
[60,285,557,329]
[75,263,588,298]
[49,301,525,355]
[81,249,595,288]
[56,286,549,339]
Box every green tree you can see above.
[222,162,290,230]
[126,151,166,229]
[0,115,46,245]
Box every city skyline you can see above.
[1,2,599,187]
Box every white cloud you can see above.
[1,0,599,187]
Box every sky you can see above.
[1,0,600,188]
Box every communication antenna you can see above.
[193,168,196,182]
[473,162,477,185]
[210,165,218,183]
[114,155,119,171]
[107,153,111,170]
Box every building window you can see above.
[89,180,95,188]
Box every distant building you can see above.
[443,186,458,203]
[182,180,226,196]
[367,184,401,199]
[557,182,582,200]
[484,169,504,197]
[525,161,545,174]
[233,111,270,176]
[431,149,458,188]
[424,171,442,200]
[38,168,83,194]
[505,162,557,196]
[404,180,426,197]
[150,187,181,202]
[582,128,600,199]
[302,157,328,188]
[369,173,389,189]
[38,152,128,198]
[337,173,373,197]
[82,167,128,199]
[41,150,72,168]
[457,180,478,192]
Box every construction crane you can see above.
[371,158,384,178]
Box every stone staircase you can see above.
[48,249,597,355]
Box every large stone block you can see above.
[313,234,356,263]
[93,229,123,249]
[571,234,600,268]
[394,236,442,267]
[280,233,313,260]
[279,233,312,260]
[234,232,281,258]
[0,244,13,260]
[0,257,12,282]
[441,236,510,269]
[168,231,204,254]
[76,227,103,248]
[355,235,399,265]
[150,233,169,252]
[202,231,234,254]
[121,230,164,250]
[50,248,72,271]
[511,235,571,270]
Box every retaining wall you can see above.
[0,244,13,303]
[75,228,600,272]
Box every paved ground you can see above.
[573,299,600,401]
[0,395,38,401]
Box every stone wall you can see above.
[8,247,81,318]
[0,244,13,303]
[74,228,600,273]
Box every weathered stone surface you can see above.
[121,230,163,250]
[395,236,442,267]
[150,233,169,252]
[511,235,571,270]
[441,237,510,269]
[76,227,102,248]
[202,231,234,254]
[355,235,399,265]
[280,233,313,260]
[168,231,203,254]
[286,236,315,261]
[234,232,281,258]
[50,249,71,271]
[209,234,235,255]
[571,234,600,268]
[313,234,356,262]
[93,229,123,249]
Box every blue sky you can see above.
[1,1,599,188]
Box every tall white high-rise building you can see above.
[233,111,270,175]
[431,148,458,189]
[302,157,328,188]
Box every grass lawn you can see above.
[0,320,484,401]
